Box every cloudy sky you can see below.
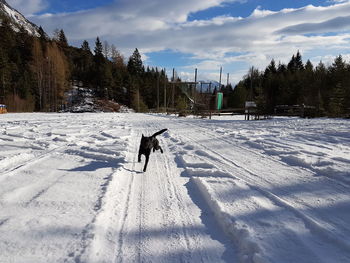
[7,0,350,84]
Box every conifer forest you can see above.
[0,16,349,117]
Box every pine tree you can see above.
[92,37,111,98]
[329,55,347,116]
[295,51,304,71]
[127,48,143,77]
[58,29,68,47]
[287,51,304,72]
[263,59,278,113]
[81,40,90,52]
[314,61,327,115]
[94,37,103,57]
[38,26,48,41]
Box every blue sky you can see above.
[7,0,350,84]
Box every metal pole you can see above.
[172,68,175,109]
[219,67,222,90]
[157,71,159,112]
[137,87,140,112]
[194,68,197,105]
[164,68,167,113]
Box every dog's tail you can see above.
[152,129,167,137]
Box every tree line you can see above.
[228,51,350,117]
[2,15,349,117]
[0,17,174,112]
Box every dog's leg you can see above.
[138,151,142,162]
[159,146,163,154]
[143,153,149,172]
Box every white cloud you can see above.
[23,0,350,83]
[310,53,350,66]
[6,0,47,16]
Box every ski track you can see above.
[0,113,131,263]
[85,117,237,263]
[162,115,350,262]
[1,113,350,263]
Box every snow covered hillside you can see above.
[0,113,350,263]
[0,0,39,36]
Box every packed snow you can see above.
[0,113,349,263]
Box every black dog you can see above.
[138,129,167,172]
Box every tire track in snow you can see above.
[168,121,350,260]
[110,119,237,263]
[151,125,224,262]
[158,152,194,261]
[0,146,63,183]
[156,130,238,262]
[173,119,350,208]
[114,166,136,263]
[184,120,350,189]
[79,127,139,263]
[70,125,133,263]
[167,133,336,262]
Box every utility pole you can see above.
[164,68,167,113]
[157,71,159,112]
[137,87,140,112]
[194,68,197,106]
[172,68,175,109]
[219,67,222,90]
[227,73,230,86]
[250,67,253,100]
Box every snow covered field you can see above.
[0,113,350,263]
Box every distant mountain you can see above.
[0,0,40,36]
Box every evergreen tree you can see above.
[295,51,304,71]
[38,26,48,41]
[94,37,103,57]
[263,59,279,113]
[303,60,316,106]
[81,40,90,52]
[58,29,68,47]
[230,82,247,108]
[92,37,113,98]
[329,55,347,116]
[314,61,327,115]
[127,48,143,77]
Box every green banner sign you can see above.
[217,92,223,110]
